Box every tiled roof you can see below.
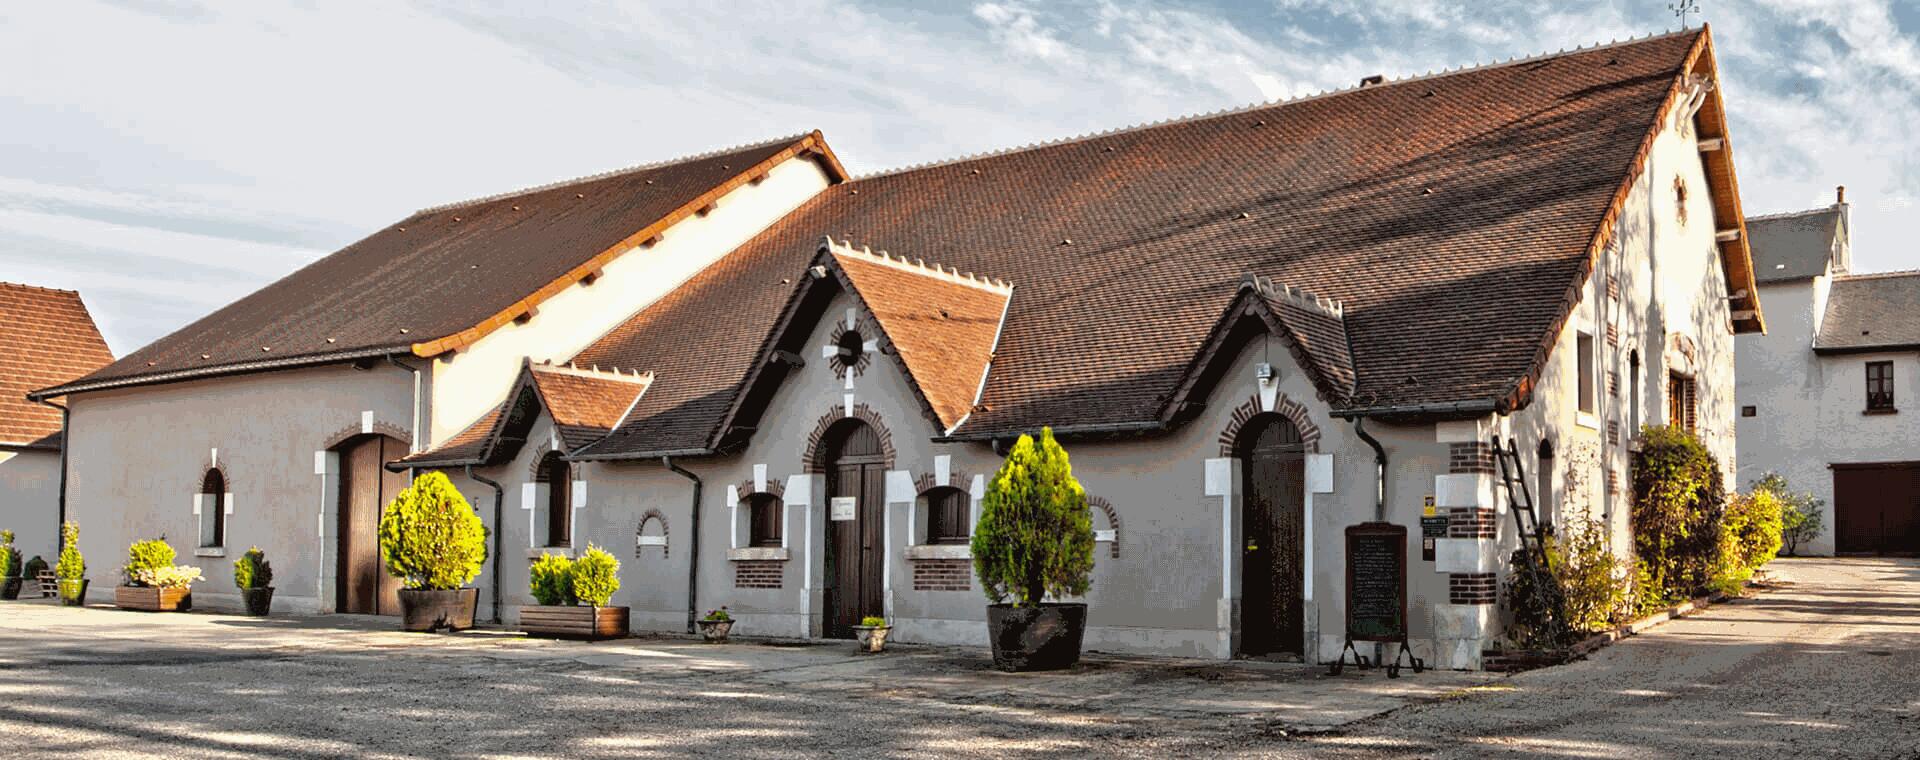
[0,283,113,449]
[396,361,649,468]
[1748,206,1844,283]
[1247,275,1356,400]
[571,31,1723,455]
[35,133,844,399]
[826,241,1012,431]
[1815,271,1920,353]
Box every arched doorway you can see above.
[822,419,886,639]
[335,433,407,615]
[1238,414,1306,658]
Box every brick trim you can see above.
[636,509,669,558]
[1449,572,1497,605]
[1448,442,1494,474]
[825,315,877,380]
[1217,394,1321,456]
[1089,495,1120,559]
[801,403,896,473]
[912,469,976,496]
[733,559,783,589]
[733,477,786,501]
[1447,508,1496,539]
[320,420,410,451]
[910,558,972,592]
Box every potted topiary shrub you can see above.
[55,522,87,606]
[852,615,892,654]
[696,607,733,643]
[0,530,21,600]
[117,538,199,612]
[972,427,1096,672]
[521,546,628,640]
[379,471,488,632]
[234,547,275,616]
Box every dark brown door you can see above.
[1240,416,1306,658]
[824,421,886,639]
[1834,465,1920,556]
[338,434,406,614]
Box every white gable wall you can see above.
[426,155,835,446]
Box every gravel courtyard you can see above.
[1,558,1912,758]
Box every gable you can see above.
[0,283,113,448]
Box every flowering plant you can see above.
[134,565,203,589]
[702,606,731,622]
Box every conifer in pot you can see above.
[234,547,275,616]
[379,472,489,632]
[972,427,1095,672]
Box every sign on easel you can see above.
[830,497,857,521]
[1331,521,1424,678]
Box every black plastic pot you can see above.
[398,588,478,632]
[1,577,20,600]
[241,587,274,616]
[986,603,1088,672]
[58,578,89,607]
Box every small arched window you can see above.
[925,487,969,545]
[747,493,782,547]
[536,453,572,548]
[199,469,226,548]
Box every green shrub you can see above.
[570,546,620,607]
[971,428,1095,607]
[55,522,84,581]
[529,553,575,606]
[860,615,887,628]
[1630,425,1726,602]
[1,530,18,578]
[1504,518,1629,649]
[378,472,489,590]
[1709,488,1786,595]
[233,547,273,589]
[123,538,177,586]
[1753,473,1824,556]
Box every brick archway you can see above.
[1089,495,1121,559]
[801,403,897,472]
[637,509,669,558]
[1217,394,1321,456]
[734,477,787,501]
[321,420,411,452]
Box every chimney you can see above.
[1836,185,1846,205]
[1833,185,1852,275]
[1359,74,1384,87]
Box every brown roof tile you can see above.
[1815,271,1920,353]
[0,283,113,448]
[572,31,1720,456]
[38,134,843,399]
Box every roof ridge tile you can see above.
[531,359,655,385]
[823,237,1013,293]
[416,132,811,214]
[1241,273,1344,319]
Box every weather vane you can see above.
[1669,0,1701,28]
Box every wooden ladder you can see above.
[1491,435,1571,646]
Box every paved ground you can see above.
[0,558,1913,758]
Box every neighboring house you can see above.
[1,283,113,563]
[1737,192,1919,556]
[36,29,1761,669]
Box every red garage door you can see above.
[1833,464,1920,556]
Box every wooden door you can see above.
[1834,465,1920,556]
[824,422,886,639]
[1240,416,1306,658]
[338,435,406,614]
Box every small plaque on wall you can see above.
[830,497,857,521]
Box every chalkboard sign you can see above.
[1344,522,1408,642]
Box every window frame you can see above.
[1576,331,1597,415]
[537,453,572,548]
[1866,361,1896,412]
[746,493,783,548]
[1667,372,1698,434]
[923,487,971,545]
[199,469,226,549]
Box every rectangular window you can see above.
[926,488,971,545]
[1577,332,1596,414]
[1867,361,1896,411]
[1741,405,1757,417]
[1668,373,1697,434]
[748,495,782,547]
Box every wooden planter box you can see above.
[116,586,191,612]
[521,605,629,640]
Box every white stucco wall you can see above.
[426,156,835,445]
[61,363,415,613]
[0,448,61,564]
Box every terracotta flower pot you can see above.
[241,587,275,616]
[398,588,478,632]
[695,618,733,643]
[986,603,1088,672]
[852,625,892,653]
[58,579,89,607]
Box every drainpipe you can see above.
[466,464,505,624]
[33,398,71,545]
[384,355,423,454]
[663,456,703,634]
[1349,416,1388,522]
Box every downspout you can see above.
[385,355,423,454]
[1349,416,1388,522]
[33,398,71,541]
[663,456,703,634]
[466,464,505,624]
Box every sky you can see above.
[2,1,1915,355]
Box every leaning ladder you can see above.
[1490,436,1571,646]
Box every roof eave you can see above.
[26,346,407,401]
